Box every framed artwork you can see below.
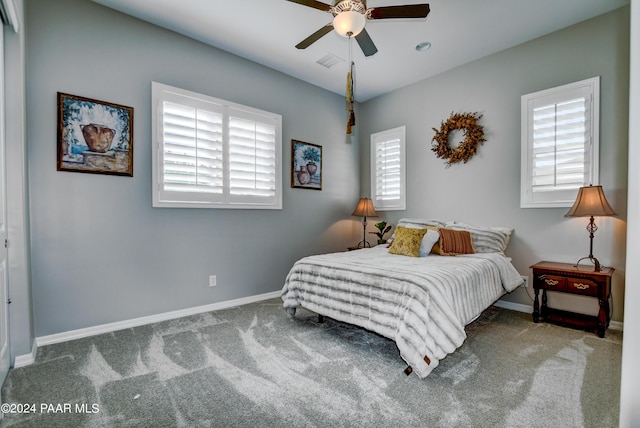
[57,92,134,176]
[291,140,322,190]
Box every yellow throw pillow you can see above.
[438,228,475,256]
[389,226,428,257]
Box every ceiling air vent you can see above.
[316,53,345,69]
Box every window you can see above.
[521,77,599,208]
[371,126,406,211]
[152,82,282,209]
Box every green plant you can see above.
[370,221,392,242]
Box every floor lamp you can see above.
[352,197,378,248]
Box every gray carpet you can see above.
[0,298,622,427]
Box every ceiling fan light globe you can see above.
[333,11,365,37]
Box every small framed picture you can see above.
[291,140,322,190]
[57,92,134,176]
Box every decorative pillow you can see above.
[389,226,428,257]
[419,227,440,257]
[438,228,475,256]
[445,221,513,253]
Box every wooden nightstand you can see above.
[530,261,614,337]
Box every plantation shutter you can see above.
[531,90,591,193]
[228,108,278,203]
[521,77,599,208]
[371,126,406,210]
[161,100,224,196]
[152,82,282,209]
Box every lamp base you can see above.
[574,216,602,272]
[354,240,371,248]
[574,256,601,272]
[355,216,370,249]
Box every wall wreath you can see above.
[431,112,486,167]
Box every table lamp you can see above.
[352,197,377,248]
[565,185,616,271]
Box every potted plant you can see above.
[370,221,392,245]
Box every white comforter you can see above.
[281,246,523,378]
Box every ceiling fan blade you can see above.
[355,29,378,57]
[285,0,331,12]
[368,4,430,20]
[295,23,334,49]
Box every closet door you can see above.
[0,17,10,391]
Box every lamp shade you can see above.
[352,197,377,217]
[565,185,617,217]
[333,11,365,37]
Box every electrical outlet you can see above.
[209,275,217,287]
[521,275,528,288]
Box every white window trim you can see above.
[152,82,282,209]
[520,77,600,208]
[370,126,406,211]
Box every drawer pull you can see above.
[574,282,590,290]
[544,278,559,286]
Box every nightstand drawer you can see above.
[535,274,566,291]
[566,277,598,296]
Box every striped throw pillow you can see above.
[438,228,475,256]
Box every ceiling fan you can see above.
[287,0,430,57]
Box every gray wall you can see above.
[26,0,360,336]
[359,7,630,322]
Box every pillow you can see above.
[388,226,428,257]
[396,218,446,228]
[419,227,440,257]
[388,218,446,242]
[438,228,475,256]
[445,221,513,254]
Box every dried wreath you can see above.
[431,112,486,167]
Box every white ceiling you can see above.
[91,0,629,102]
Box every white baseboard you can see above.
[36,290,282,348]
[13,340,37,368]
[494,299,624,331]
[609,320,624,331]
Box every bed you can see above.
[281,218,523,378]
